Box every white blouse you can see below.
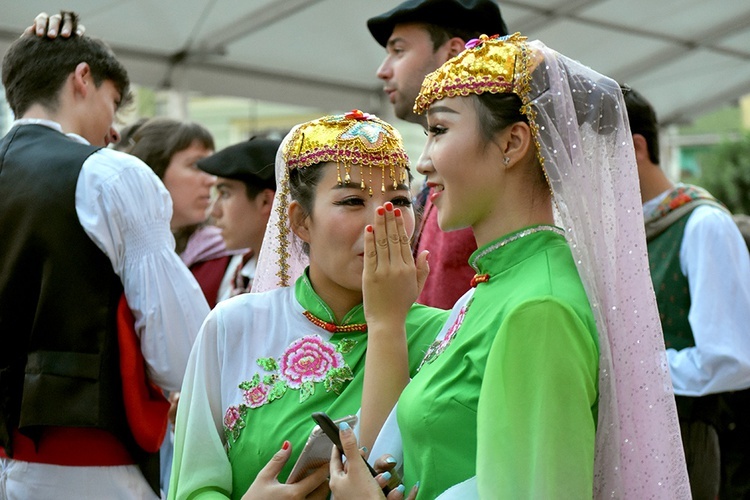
[13,119,210,392]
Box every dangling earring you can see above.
[503,156,511,166]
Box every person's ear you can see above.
[499,121,533,169]
[631,133,650,163]
[71,62,91,98]
[288,200,311,244]
[446,37,466,58]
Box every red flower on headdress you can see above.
[345,109,373,121]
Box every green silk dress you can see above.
[397,226,599,499]
[169,271,448,499]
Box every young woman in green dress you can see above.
[331,34,689,499]
[168,111,447,499]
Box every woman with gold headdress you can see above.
[167,111,448,499]
[329,34,690,499]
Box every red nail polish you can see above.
[366,225,373,233]
[282,440,290,450]
[385,202,393,211]
[394,208,401,217]
[377,207,385,216]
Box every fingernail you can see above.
[338,421,351,432]
[366,225,373,233]
[382,471,392,481]
[49,29,56,36]
[415,481,421,489]
[282,440,290,450]
[384,202,393,211]
[396,484,406,493]
[377,207,385,216]
[394,208,401,217]
[360,446,368,453]
[385,456,398,464]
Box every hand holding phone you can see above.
[285,414,358,484]
[312,412,401,495]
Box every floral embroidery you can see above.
[223,334,357,447]
[419,300,471,370]
[652,185,721,219]
[223,405,245,443]
[280,336,345,390]
[240,374,272,408]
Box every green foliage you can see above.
[696,132,750,214]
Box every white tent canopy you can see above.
[2,0,750,126]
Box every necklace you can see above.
[303,311,367,333]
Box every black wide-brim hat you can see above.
[367,0,508,47]
[197,137,280,189]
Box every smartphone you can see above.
[286,413,358,484]
[311,411,400,495]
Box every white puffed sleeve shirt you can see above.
[14,119,210,392]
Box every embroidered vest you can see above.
[647,213,694,350]
[645,185,728,424]
[0,125,129,454]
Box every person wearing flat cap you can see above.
[368,0,509,311]
[197,137,280,301]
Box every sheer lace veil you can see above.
[526,40,689,497]
[253,125,308,293]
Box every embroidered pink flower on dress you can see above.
[242,383,270,408]
[224,405,241,430]
[279,335,344,389]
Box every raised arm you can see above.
[360,201,428,451]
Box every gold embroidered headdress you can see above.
[282,109,409,195]
[255,110,411,290]
[413,33,536,116]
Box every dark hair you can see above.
[472,92,527,144]
[424,24,478,51]
[126,118,215,179]
[471,92,548,191]
[243,183,271,201]
[112,117,149,152]
[1,13,131,116]
[288,165,327,216]
[288,164,326,255]
[621,85,660,164]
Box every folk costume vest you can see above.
[645,184,728,424]
[0,124,130,455]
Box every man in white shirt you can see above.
[0,12,209,498]
[198,137,280,301]
[624,86,750,500]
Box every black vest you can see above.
[0,124,129,453]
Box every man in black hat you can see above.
[369,0,508,126]
[367,0,509,310]
[197,137,280,300]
